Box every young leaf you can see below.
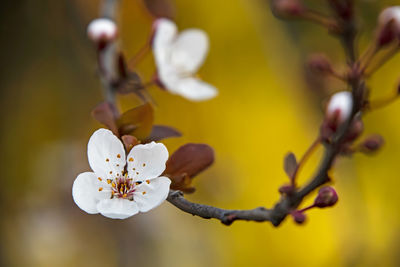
[164,143,214,193]
[116,103,154,140]
[143,0,176,19]
[146,125,182,142]
[121,135,139,153]
[284,152,297,179]
[91,102,119,135]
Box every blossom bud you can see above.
[279,184,295,195]
[87,18,118,44]
[377,7,400,47]
[291,210,306,224]
[344,118,363,143]
[325,91,353,130]
[308,54,333,74]
[314,186,338,208]
[360,134,384,153]
[270,0,305,17]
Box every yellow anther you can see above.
[98,187,103,191]
[142,163,146,167]
[109,171,112,174]
[142,191,146,195]
[123,194,127,198]
[129,157,134,162]
[107,179,112,184]
[146,180,150,184]
[98,177,102,181]
[117,154,121,158]
[106,158,109,162]
[112,182,116,187]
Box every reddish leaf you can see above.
[146,125,181,142]
[142,0,176,19]
[91,102,119,135]
[117,103,154,140]
[121,135,139,153]
[164,143,214,193]
[284,152,297,179]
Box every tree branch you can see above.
[98,0,120,115]
[94,0,364,226]
[167,190,273,225]
[166,2,362,227]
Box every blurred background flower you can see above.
[1,0,400,266]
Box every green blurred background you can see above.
[2,0,400,266]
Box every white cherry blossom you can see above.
[326,91,353,124]
[152,18,218,101]
[72,129,171,219]
[87,18,118,43]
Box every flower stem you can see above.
[291,137,321,186]
[129,42,151,69]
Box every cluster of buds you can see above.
[291,186,338,224]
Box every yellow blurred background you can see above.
[2,0,400,266]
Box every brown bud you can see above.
[270,0,305,18]
[307,54,333,74]
[314,186,338,208]
[360,134,384,153]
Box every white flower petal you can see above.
[134,176,171,212]
[174,77,218,101]
[97,198,139,219]
[379,6,400,28]
[87,129,126,179]
[170,29,209,73]
[87,18,118,42]
[153,18,178,68]
[72,172,109,214]
[326,91,353,123]
[127,142,169,181]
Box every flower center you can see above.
[108,173,140,200]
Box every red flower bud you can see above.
[314,186,338,208]
[360,134,384,153]
[291,210,306,224]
